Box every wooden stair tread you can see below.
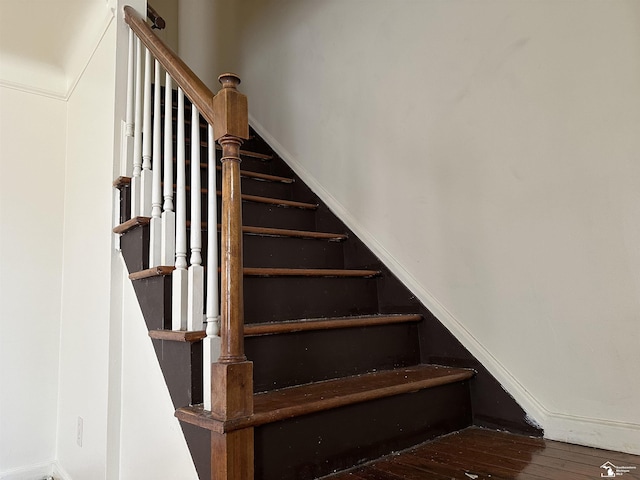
[129,265,175,280]
[242,225,346,241]
[144,314,419,343]
[217,166,294,184]
[113,176,131,188]
[243,267,380,277]
[182,185,318,209]
[176,135,273,159]
[149,329,206,342]
[175,365,475,433]
[186,221,346,241]
[129,266,375,280]
[185,162,293,183]
[194,223,347,241]
[220,145,273,160]
[239,192,317,209]
[113,216,150,234]
[245,314,422,336]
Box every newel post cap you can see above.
[213,73,249,142]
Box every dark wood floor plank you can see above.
[431,436,594,480]
[402,446,543,480]
[372,460,452,480]
[325,427,640,480]
[390,453,513,480]
[436,432,599,477]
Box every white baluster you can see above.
[161,74,176,266]
[140,47,153,217]
[203,124,220,411]
[172,88,188,331]
[121,28,135,178]
[149,60,163,267]
[188,105,204,331]
[131,36,143,218]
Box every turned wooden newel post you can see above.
[210,73,253,480]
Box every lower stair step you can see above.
[176,365,475,480]
[176,364,474,432]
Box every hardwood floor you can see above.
[325,427,640,480]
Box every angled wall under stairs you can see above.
[114,103,541,479]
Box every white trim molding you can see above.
[0,461,71,480]
[248,114,640,457]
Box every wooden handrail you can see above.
[124,5,216,126]
[146,4,166,30]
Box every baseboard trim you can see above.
[52,462,73,480]
[0,461,71,480]
[248,114,640,456]
[544,411,640,455]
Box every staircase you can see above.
[115,7,540,479]
[115,120,539,479]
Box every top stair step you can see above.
[176,364,475,433]
[187,165,293,183]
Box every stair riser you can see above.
[243,277,379,323]
[130,276,171,330]
[254,381,473,480]
[181,424,210,480]
[183,231,345,270]
[120,225,150,272]
[246,323,421,392]
[151,338,203,407]
[239,203,317,231]
[238,176,292,199]
[243,235,344,269]
[116,184,132,224]
[180,196,317,231]
[173,168,293,199]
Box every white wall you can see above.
[56,19,119,479]
[178,0,242,90]
[0,86,66,477]
[1,2,199,478]
[235,0,640,454]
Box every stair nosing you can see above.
[244,314,422,337]
[180,185,317,210]
[129,265,175,280]
[185,222,347,241]
[173,135,274,160]
[217,166,294,184]
[241,225,347,241]
[238,192,318,210]
[113,216,150,234]
[113,176,131,188]
[148,329,206,342]
[184,162,293,184]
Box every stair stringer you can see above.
[249,113,543,436]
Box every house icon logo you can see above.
[601,462,617,478]
[601,461,637,477]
